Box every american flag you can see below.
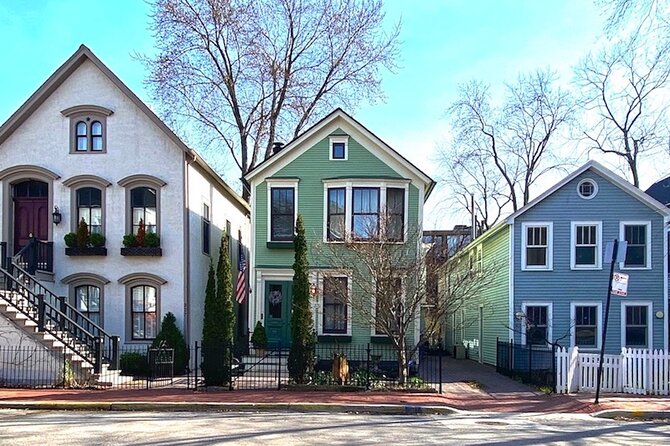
[236,237,247,304]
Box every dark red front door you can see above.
[13,181,49,253]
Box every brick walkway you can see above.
[0,357,667,414]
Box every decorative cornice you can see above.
[118,272,168,286]
[60,104,114,117]
[118,174,167,188]
[0,165,60,181]
[61,272,111,285]
[62,174,112,188]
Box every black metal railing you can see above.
[0,255,119,373]
[0,241,7,270]
[13,237,53,274]
[496,338,557,391]
[0,345,70,388]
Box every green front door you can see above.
[265,280,292,347]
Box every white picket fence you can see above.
[556,347,670,395]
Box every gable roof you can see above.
[0,44,249,213]
[646,175,670,207]
[505,160,670,223]
[244,108,436,199]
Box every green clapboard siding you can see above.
[444,225,510,366]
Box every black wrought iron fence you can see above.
[0,345,67,388]
[496,338,556,391]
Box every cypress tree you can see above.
[201,261,225,385]
[217,231,236,384]
[288,214,315,383]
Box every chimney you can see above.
[272,142,284,155]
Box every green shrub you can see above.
[251,321,268,349]
[119,351,149,376]
[151,312,188,374]
[64,233,77,248]
[123,234,138,248]
[145,232,160,248]
[76,219,89,248]
[89,233,105,248]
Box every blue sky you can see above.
[0,0,609,226]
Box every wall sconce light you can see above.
[309,283,319,298]
[52,206,62,225]
[514,311,526,321]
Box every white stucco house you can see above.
[0,45,250,361]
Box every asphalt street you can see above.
[0,409,668,445]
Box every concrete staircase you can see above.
[0,289,121,387]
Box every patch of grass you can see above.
[537,385,553,394]
[465,380,484,390]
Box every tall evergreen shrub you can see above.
[152,312,188,374]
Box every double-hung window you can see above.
[621,222,650,268]
[572,304,600,349]
[386,187,405,241]
[76,187,103,234]
[327,188,346,241]
[270,187,295,241]
[523,304,550,346]
[202,203,211,255]
[522,223,553,270]
[623,304,650,348]
[131,187,157,234]
[131,285,158,340]
[572,222,601,269]
[322,277,348,334]
[75,285,101,327]
[352,187,380,240]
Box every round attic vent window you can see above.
[577,179,598,199]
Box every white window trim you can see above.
[621,301,653,349]
[520,301,553,347]
[619,221,652,270]
[266,179,299,243]
[570,221,602,270]
[329,135,349,161]
[521,222,553,271]
[577,178,598,200]
[322,179,409,244]
[370,275,405,337]
[316,272,353,336]
[570,302,603,350]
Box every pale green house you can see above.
[244,109,434,347]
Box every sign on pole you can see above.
[605,241,628,263]
[611,272,629,296]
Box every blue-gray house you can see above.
[445,161,669,365]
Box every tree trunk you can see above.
[396,336,408,385]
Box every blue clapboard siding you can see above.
[511,168,666,354]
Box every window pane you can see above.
[328,215,345,241]
[624,225,647,267]
[386,188,404,241]
[77,287,88,311]
[144,208,157,226]
[575,247,595,265]
[91,121,102,136]
[92,136,103,151]
[270,188,294,241]
[145,313,157,339]
[132,287,144,311]
[133,208,145,225]
[526,247,547,266]
[145,287,157,311]
[133,314,144,339]
[625,246,646,267]
[575,327,596,348]
[77,136,88,151]
[332,142,345,159]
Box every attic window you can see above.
[577,179,598,200]
[329,136,349,161]
[61,105,113,154]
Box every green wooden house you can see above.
[244,109,434,347]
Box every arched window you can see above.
[75,285,101,326]
[76,121,88,151]
[131,187,157,234]
[76,187,103,234]
[91,121,103,151]
[131,285,158,340]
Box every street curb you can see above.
[0,401,460,416]
[591,409,670,420]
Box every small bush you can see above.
[123,234,138,248]
[76,219,89,248]
[151,312,188,374]
[251,321,268,349]
[89,233,105,248]
[145,232,160,248]
[119,351,149,376]
[64,233,77,248]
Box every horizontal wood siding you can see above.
[512,169,666,353]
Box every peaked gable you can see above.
[244,108,435,199]
[506,161,670,223]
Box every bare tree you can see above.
[599,0,669,37]
[313,216,499,384]
[143,0,400,198]
[442,70,573,229]
[575,36,670,187]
